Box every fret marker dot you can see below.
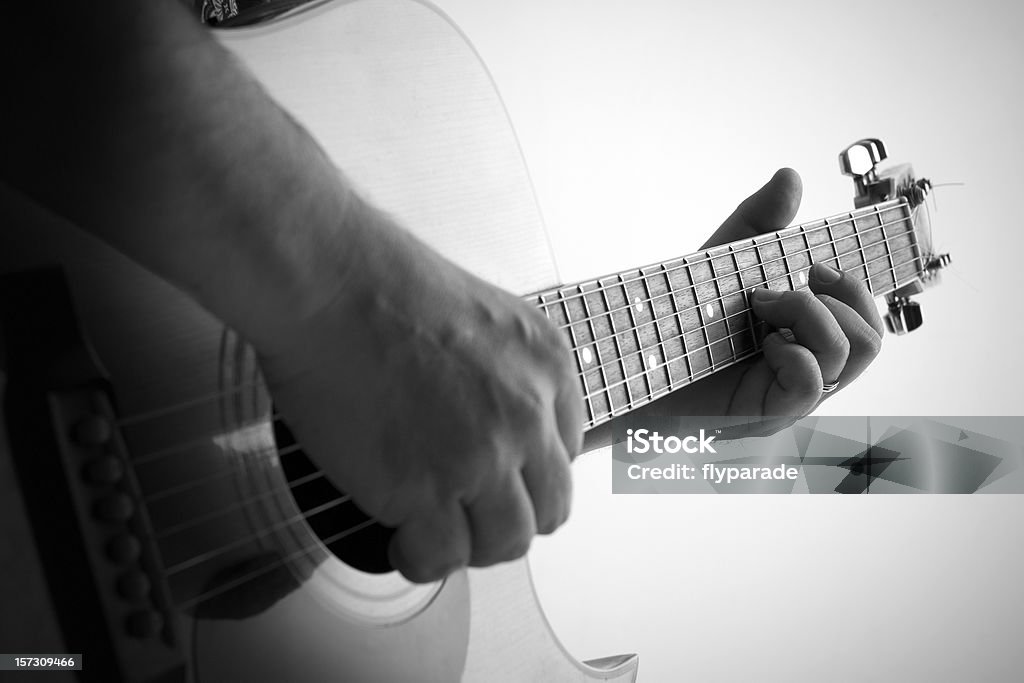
[706,304,714,318]
[634,296,643,312]
[581,348,593,364]
[799,271,807,285]
[648,354,657,370]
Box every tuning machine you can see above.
[840,138,935,211]
[840,138,893,208]
[881,253,952,335]
[884,295,923,335]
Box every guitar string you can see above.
[126,229,919,472]
[136,246,918,506]
[141,232,921,589]
[163,492,355,576]
[537,201,913,310]
[555,227,916,354]
[155,469,332,539]
[163,304,856,608]
[164,259,911,596]
[566,242,916,363]
[583,344,768,427]
[114,204,919,433]
[156,331,790,583]
[153,209,925,605]
[574,249,918,406]
[143,443,303,505]
[174,518,379,611]
[544,213,915,334]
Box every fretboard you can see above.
[532,198,923,429]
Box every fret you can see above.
[575,284,613,423]
[875,204,899,289]
[587,283,631,415]
[598,279,634,412]
[859,205,895,293]
[719,247,758,358]
[756,234,788,290]
[777,232,797,291]
[903,202,926,278]
[833,217,866,285]
[639,267,674,391]
[824,217,840,271]
[889,204,923,286]
[685,258,720,373]
[806,218,835,265]
[752,239,770,290]
[552,289,596,426]
[537,293,555,320]
[609,275,649,405]
[732,241,761,291]
[619,273,654,403]
[850,212,874,295]
[661,261,693,383]
[785,228,808,288]
[669,259,709,378]
[798,223,812,288]
[707,252,736,361]
[730,244,761,352]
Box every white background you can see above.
[431,1,1024,680]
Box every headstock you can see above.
[838,138,951,335]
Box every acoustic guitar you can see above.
[0,0,949,680]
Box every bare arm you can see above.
[1,0,583,582]
[2,0,364,347]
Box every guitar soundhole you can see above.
[273,419,395,574]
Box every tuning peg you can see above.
[862,138,888,164]
[840,138,886,179]
[884,296,923,335]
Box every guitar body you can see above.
[0,1,637,681]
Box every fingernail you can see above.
[812,262,842,283]
[751,287,784,302]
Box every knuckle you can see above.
[832,330,852,358]
[791,370,822,397]
[788,288,817,312]
[857,328,883,358]
[848,277,873,297]
[502,536,533,562]
[536,500,569,535]
[547,502,571,534]
[536,518,559,535]
[784,354,822,395]
[474,534,532,566]
[414,557,462,583]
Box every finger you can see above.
[816,294,883,387]
[750,288,850,384]
[759,332,823,416]
[521,435,573,535]
[389,501,471,583]
[808,262,885,337]
[465,473,536,567]
[702,168,803,248]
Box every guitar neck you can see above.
[531,198,924,429]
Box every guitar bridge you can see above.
[1,267,186,683]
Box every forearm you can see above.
[1,0,368,345]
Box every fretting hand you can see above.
[653,168,885,429]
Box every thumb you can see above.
[701,168,803,249]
